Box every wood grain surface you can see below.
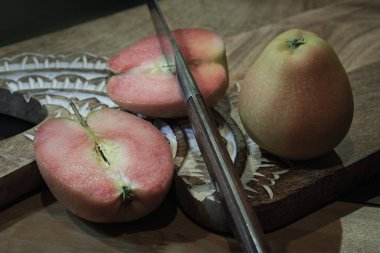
[0,0,339,57]
[0,0,379,252]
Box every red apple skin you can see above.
[239,29,354,160]
[34,108,174,222]
[107,28,228,118]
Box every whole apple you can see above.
[239,29,354,160]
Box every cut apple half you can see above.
[34,104,174,222]
[107,28,229,118]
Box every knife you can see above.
[146,1,270,252]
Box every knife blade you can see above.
[146,1,270,252]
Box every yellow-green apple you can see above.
[239,29,354,160]
[107,28,228,118]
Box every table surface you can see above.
[0,0,379,252]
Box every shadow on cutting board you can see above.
[338,176,380,206]
[0,113,35,140]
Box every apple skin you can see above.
[238,29,354,160]
[107,28,228,118]
[34,108,174,222]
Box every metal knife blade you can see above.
[146,1,270,252]
[147,0,200,101]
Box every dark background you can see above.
[0,0,145,47]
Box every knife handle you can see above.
[186,94,270,253]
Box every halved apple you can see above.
[107,28,228,118]
[34,106,174,222]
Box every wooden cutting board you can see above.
[0,0,379,234]
[175,0,380,232]
[175,61,380,233]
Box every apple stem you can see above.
[69,101,89,128]
[287,36,305,49]
[69,101,111,166]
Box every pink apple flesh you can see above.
[107,28,229,118]
[34,108,174,222]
